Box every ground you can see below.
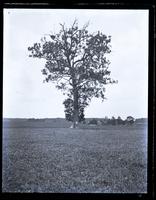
[2,124,147,193]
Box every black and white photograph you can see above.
[2,8,149,193]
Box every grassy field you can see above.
[2,124,147,193]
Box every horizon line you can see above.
[3,117,148,119]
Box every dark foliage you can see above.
[63,98,85,122]
[88,119,98,125]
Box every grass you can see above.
[2,125,147,193]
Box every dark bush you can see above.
[88,119,98,125]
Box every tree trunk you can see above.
[73,88,79,128]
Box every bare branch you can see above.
[82,20,90,30]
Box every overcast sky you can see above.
[3,9,149,119]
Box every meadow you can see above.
[2,120,147,193]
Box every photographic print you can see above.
[3,8,149,193]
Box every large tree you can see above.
[28,20,117,128]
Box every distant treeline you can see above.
[86,116,147,126]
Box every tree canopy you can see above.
[28,20,117,128]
